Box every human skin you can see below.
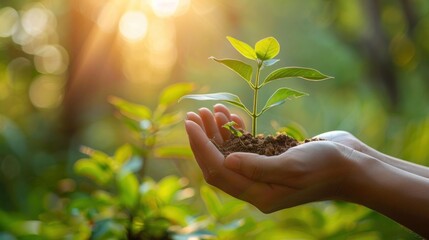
[185,104,429,238]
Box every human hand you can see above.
[316,131,367,153]
[186,105,429,238]
[185,104,362,212]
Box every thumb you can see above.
[224,152,281,182]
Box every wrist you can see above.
[338,149,381,204]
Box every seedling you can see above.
[222,121,243,137]
[180,36,332,136]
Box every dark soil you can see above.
[214,131,322,157]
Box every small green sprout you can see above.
[180,36,332,136]
[222,121,243,137]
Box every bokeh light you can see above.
[151,0,191,17]
[151,0,180,17]
[119,11,148,42]
[0,7,19,38]
[34,45,69,74]
[28,75,64,109]
[21,5,52,37]
[147,20,177,70]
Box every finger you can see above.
[314,131,339,140]
[213,104,232,119]
[185,120,274,200]
[224,152,286,183]
[199,108,224,144]
[231,114,246,130]
[185,120,220,177]
[213,104,246,130]
[186,112,205,132]
[215,112,232,141]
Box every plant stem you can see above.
[252,61,262,136]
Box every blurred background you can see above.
[1,0,429,239]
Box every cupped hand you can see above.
[185,104,361,212]
[316,131,367,153]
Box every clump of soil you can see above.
[215,131,322,157]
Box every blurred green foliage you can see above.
[1,0,428,239]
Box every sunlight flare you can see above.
[151,0,180,17]
[119,11,148,42]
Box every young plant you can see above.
[180,36,332,136]
[222,121,243,137]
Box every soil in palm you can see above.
[215,131,322,157]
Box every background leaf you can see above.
[157,176,182,204]
[260,88,308,114]
[226,36,257,60]
[157,111,182,128]
[179,93,250,114]
[200,185,222,219]
[263,67,333,85]
[159,82,195,107]
[255,37,280,60]
[154,145,193,160]
[114,144,133,166]
[74,159,112,185]
[109,96,152,120]
[117,172,139,208]
[210,57,253,84]
[275,122,308,142]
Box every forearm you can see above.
[346,153,429,238]
[361,144,429,179]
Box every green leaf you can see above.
[114,144,133,166]
[158,111,182,129]
[157,175,182,204]
[210,57,253,84]
[226,36,257,60]
[179,93,250,114]
[74,159,112,185]
[222,121,243,137]
[154,145,193,160]
[255,37,280,60]
[200,185,222,218]
[80,146,110,161]
[109,96,152,120]
[120,116,141,133]
[276,123,307,142]
[160,205,189,226]
[260,88,308,115]
[263,67,333,86]
[159,82,195,107]
[219,200,246,218]
[80,146,115,171]
[117,172,139,208]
